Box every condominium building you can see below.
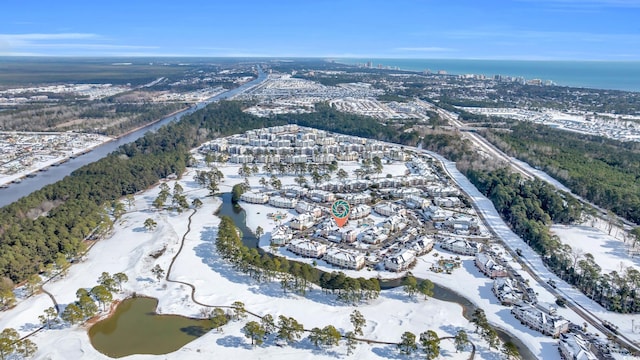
[440,238,482,256]
[269,196,298,209]
[511,303,569,337]
[475,252,508,278]
[287,239,327,258]
[558,333,598,360]
[323,248,365,270]
[240,191,269,204]
[385,249,416,272]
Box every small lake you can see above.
[89,297,213,358]
[89,194,536,360]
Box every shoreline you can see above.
[333,58,640,92]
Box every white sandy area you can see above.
[0,167,489,360]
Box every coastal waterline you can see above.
[89,297,214,358]
[336,58,640,92]
[217,193,537,360]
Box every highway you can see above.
[428,104,640,355]
[435,105,638,230]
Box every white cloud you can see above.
[0,33,98,41]
[394,47,455,52]
[24,43,159,50]
[0,33,164,56]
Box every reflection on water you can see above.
[89,297,213,358]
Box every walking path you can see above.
[163,207,477,358]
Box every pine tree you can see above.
[402,272,418,297]
[231,301,247,320]
[61,303,84,325]
[419,330,440,360]
[320,325,342,347]
[309,327,322,348]
[345,331,357,355]
[398,331,417,354]
[242,321,266,346]
[210,308,228,332]
[418,279,434,300]
[350,309,366,336]
[454,329,468,352]
[502,341,520,359]
[261,314,276,335]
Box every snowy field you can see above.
[2,144,639,359]
[551,223,639,274]
[0,166,495,360]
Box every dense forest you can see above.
[0,100,185,135]
[467,168,582,252]
[481,122,640,224]
[0,101,280,284]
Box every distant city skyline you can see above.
[1,0,639,60]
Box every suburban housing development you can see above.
[196,125,619,356]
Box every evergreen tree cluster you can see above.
[216,216,380,303]
[484,122,640,224]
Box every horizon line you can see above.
[1,55,639,62]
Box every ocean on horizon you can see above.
[335,58,640,93]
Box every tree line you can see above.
[216,300,474,358]
[467,167,640,313]
[481,122,640,224]
[215,216,381,303]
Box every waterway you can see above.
[337,58,640,92]
[0,68,266,208]
[217,193,537,360]
[89,297,214,358]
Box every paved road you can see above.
[424,105,640,354]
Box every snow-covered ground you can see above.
[2,142,638,359]
[0,167,491,360]
[551,223,639,274]
[0,133,113,186]
[431,152,640,350]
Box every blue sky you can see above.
[1,0,639,60]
